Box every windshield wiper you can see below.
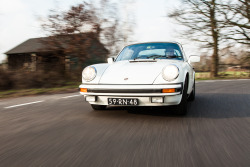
[147,55,166,60]
[131,55,167,62]
[133,56,149,60]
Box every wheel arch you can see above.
[184,72,193,94]
[184,72,189,87]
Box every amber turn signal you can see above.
[80,88,87,92]
[162,88,175,93]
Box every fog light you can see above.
[85,96,96,102]
[151,97,164,103]
[162,88,175,93]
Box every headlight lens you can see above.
[162,65,179,81]
[82,66,97,82]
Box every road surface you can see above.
[0,79,249,167]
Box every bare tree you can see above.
[94,0,123,56]
[219,0,250,45]
[41,0,135,62]
[95,0,135,56]
[41,2,106,72]
[120,0,136,45]
[168,0,222,77]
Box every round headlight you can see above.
[82,66,97,82]
[162,65,179,81]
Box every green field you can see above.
[196,71,250,80]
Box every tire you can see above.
[175,78,188,115]
[91,104,107,110]
[188,79,195,101]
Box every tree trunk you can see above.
[210,39,219,78]
[210,0,219,78]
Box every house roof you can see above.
[5,34,108,55]
[5,37,49,54]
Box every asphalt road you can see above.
[0,79,249,167]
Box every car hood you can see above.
[99,60,182,84]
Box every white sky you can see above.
[0,0,199,63]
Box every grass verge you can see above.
[0,84,80,99]
[196,71,250,80]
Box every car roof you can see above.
[125,42,182,47]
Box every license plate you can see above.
[108,98,139,106]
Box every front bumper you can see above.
[79,83,183,106]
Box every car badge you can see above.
[124,78,128,80]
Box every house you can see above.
[5,33,109,71]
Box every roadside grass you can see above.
[0,84,80,99]
[196,71,250,80]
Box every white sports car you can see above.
[79,42,200,115]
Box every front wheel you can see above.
[175,78,188,115]
[91,104,107,110]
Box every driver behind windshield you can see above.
[165,49,177,59]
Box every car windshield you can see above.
[116,43,183,61]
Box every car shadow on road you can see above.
[93,93,250,119]
[187,93,250,118]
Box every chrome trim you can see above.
[80,92,181,97]
[79,84,183,96]
[79,84,182,89]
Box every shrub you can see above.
[0,70,80,90]
[0,70,13,90]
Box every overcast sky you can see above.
[0,0,199,63]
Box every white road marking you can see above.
[4,101,44,109]
[203,80,215,83]
[237,79,250,81]
[61,94,81,99]
[221,80,233,81]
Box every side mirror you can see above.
[188,55,200,63]
[107,57,115,64]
